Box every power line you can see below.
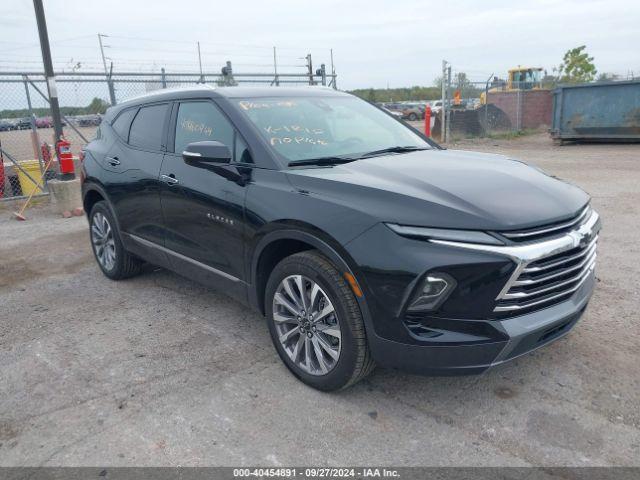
[0,34,97,53]
[104,34,333,52]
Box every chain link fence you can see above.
[0,65,336,201]
[0,77,52,201]
[432,65,554,142]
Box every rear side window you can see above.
[174,101,234,154]
[129,104,169,150]
[111,108,137,139]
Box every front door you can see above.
[159,100,249,299]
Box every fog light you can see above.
[407,272,456,312]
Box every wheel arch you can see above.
[81,181,127,237]
[249,223,371,322]
[82,181,109,218]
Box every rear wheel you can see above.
[89,201,142,280]
[265,251,375,391]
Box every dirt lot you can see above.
[0,133,639,467]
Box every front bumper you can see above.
[366,271,593,375]
[344,213,599,376]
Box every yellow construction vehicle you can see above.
[481,66,544,103]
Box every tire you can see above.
[265,251,375,391]
[408,113,418,121]
[89,201,143,280]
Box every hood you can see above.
[285,149,590,231]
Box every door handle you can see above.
[106,156,120,166]
[161,174,179,185]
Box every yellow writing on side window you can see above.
[180,119,213,137]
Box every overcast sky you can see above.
[1,0,639,90]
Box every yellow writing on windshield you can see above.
[239,100,297,110]
[264,125,324,135]
[271,137,328,145]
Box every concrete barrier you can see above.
[47,178,83,218]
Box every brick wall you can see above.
[487,90,552,129]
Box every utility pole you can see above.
[98,33,116,105]
[33,0,71,178]
[98,33,109,75]
[484,73,493,137]
[197,41,204,83]
[446,64,452,143]
[306,54,314,85]
[273,46,279,86]
[319,64,327,86]
[441,60,447,143]
[330,48,337,89]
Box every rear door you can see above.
[159,99,249,299]
[104,102,170,249]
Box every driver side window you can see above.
[174,101,234,155]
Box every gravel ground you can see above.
[0,133,638,467]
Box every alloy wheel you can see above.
[91,212,116,271]
[272,275,341,375]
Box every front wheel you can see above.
[265,251,375,391]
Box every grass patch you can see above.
[486,128,541,140]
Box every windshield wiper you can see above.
[288,156,358,167]
[288,146,429,167]
[359,145,429,158]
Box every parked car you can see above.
[383,102,423,121]
[77,114,102,127]
[0,119,14,131]
[34,116,67,128]
[15,117,32,130]
[82,86,600,391]
[36,117,53,128]
[429,100,444,114]
[402,102,427,120]
[380,106,403,119]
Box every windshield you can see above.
[235,95,431,163]
[512,69,542,89]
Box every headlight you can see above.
[407,272,457,312]
[385,223,503,246]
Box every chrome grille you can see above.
[428,208,600,318]
[501,205,591,243]
[494,234,598,314]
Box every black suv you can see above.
[81,86,600,391]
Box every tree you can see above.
[596,72,620,82]
[541,74,557,89]
[455,72,469,89]
[87,97,110,114]
[557,45,597,83]
[365,88,377,102]
[348,86,441,103]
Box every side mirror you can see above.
[182,141,231,165]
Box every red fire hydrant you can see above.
[424,105,432,137]
[56,137,75,178]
